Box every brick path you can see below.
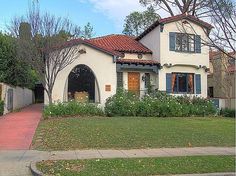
[0,104,42,150]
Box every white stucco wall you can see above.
[160,20,209,67]
[139,26,161,61]
[0,83,33,115]
[123,53,152,60]
[139,19,210,98]
[46,44,117,106]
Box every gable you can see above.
[137,14,213,40]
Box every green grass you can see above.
[32,117,235,150]
[37,155,235,176]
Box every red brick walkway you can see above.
[0,104,42,150]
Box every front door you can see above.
[128,72,140,95]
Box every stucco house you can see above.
[208,51,235,109]
[47,14,213,105]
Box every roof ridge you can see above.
[90,34,132,40]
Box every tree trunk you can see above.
[48,92,53,105]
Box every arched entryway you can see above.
[67,64,100,103]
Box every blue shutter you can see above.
[195,74,201,94]
[166,73,172,93]
[195,35,201,53]
[169,32,176,51]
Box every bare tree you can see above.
[10,2,87,104]
[139,0,211,17]
[205,0,236,58]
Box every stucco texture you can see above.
[46,44,117,105]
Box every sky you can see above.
[0,0,150,37]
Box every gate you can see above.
[7,89,13,111]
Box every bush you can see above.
[0,100,4,116]
[220,108,235,118]
[105,89,139,117]
[43,101,104,119]
[105,89,217,117]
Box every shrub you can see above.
[43,101,104,119]
[220,108,235,118]
[105,89,139,117]
[0,100,4,116]
[105,89,217,117]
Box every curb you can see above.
[30,161,44,176]
[30,161,235,176]
[170,173,236,176]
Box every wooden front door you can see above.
[128,72,140,95]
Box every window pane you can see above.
[188,74,194,93]
[189,35,195,52]
[145,73,150,88]
[182,34,188,52]
[178,73,187,92]
[176,33,182,51]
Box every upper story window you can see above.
[176,33,195,52]
[169,32,201,53]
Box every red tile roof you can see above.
[137,14,213,40]
[61,38,123,57]
[116,59,159,65]
[89,34,152,54]
[228,65,235,73]
[159,14,213,29]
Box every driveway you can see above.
[0,104,42,150]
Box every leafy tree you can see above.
[123,6,160,36]
[0,33,37,89]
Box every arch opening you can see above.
[67,64,100,103]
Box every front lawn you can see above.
[32,117,235,150]
[37,155,235,176]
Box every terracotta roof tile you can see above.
[116,59,159,65]
[63,38,123,57]
[89,34,152,54]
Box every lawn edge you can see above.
[30,161,43,176]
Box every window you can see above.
[175,33,195,52]
[117,72,123,88]
[172,73,194,93]
[208,87,214,98]
[144,73,150,88]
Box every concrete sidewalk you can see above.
[0,147,235,176]
[0,147,235,162]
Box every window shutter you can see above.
[117,72,123,88]
[166,73,172,93]
[169,32,176,51]
[195,74,201,94]
[195,35,201,53]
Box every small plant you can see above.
[43,101,104,119]
[220,108,235,118]
[0,100,4,116]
